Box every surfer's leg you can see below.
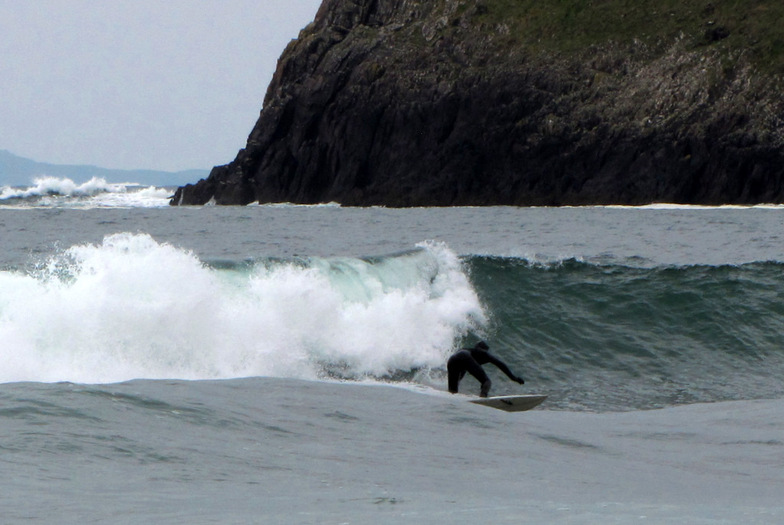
[479,379,492,398]
[464,360,491,397]
[447,368,460,393]
[447,361,463,393]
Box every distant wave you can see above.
[0,176,172,208]
[0,176,126,198]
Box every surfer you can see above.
[447,341,525,397]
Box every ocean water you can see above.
[1,178,783,523]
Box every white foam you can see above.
[85,184,172,207]
[0,176,172,207]
[0,234,485,384]
[600,203,784,210]
[0,176,121,199]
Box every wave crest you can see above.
[0,177,171,207]
[0,235,485,384]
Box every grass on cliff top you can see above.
[473,0,784,73]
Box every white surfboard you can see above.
[469,394,547,412]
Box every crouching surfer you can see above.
[447,341,525,397]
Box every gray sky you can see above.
[0,0,322,171]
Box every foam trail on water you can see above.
[0,234,485,384]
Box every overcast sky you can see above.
[0,0,323,172]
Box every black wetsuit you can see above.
[447,347,521,397]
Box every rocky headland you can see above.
[172,0,784,206]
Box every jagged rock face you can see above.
[172,0,784,206]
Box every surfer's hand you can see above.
[516,376,525,384]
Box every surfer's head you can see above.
[474,341,489,351]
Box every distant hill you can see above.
[0,150,209,187]
[174,0,784,206]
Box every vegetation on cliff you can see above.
[475,1,784,70]
[172,0,784,206]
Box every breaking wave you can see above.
[0,177,172,208]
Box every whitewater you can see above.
[1,180,783,523]
[0,176,172,208]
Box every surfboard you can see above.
[469,394,547,412]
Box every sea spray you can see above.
[0,176,171,208]
[0,176,125,199]
[245,241,489,379]
[0,234,485,384]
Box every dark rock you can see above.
[705,26,730,43]
[172,0,784,206]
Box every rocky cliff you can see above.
[172,0,784,206]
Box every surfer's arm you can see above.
[486,355,525,384]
